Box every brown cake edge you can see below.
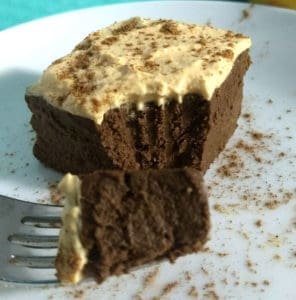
[55,168,210,284]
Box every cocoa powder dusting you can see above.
[65,289,85,299]
[153,281,179,299]
[144,60,160,71]
[264,199,281,210]
[213,204,229,214]
[142,267,160,289]
[160,21,180,35]
[219,49,234,60]
[240,5,253,22]
[101,36,118,45]
[91,98,101,113]
[112,17,140,35]
[263,280,270,286]
[184,270,193,281]
[73,53,90,69]
[188,286,199,298]
[204,290,220,300]
[216,151,244,178]
[250,131,264,140]
[205,96,295,295]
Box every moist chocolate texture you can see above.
[55,168,210,284]
[25,50,250,173]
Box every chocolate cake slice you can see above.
[25,17,251,174]
[56,168,210,284]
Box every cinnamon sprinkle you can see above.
[160,21,180,35]
[101,36,118,45]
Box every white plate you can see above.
[0,1,296,299]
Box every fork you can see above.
[0,194,62,284]
[0,194,166,285]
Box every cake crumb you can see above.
[255,220,262,227]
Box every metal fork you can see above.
[0,194,62,284]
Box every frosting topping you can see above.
[56,173,87,284]
[27,17,251,124]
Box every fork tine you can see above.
[8,234,59,249]
[9,255,56,268]
[0,195,61,283]
[22,216,61,228]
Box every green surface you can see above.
[0,0,249,31]
[0,0,136,30]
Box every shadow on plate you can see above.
[0,69,39,107]
[0,69,61,202]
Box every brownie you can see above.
[55,168,210,284]
[25,18,251,174]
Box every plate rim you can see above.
[1,0,295,36]
[0,1,295,298]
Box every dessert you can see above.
[25,17,251,174]
[56,168,210,284]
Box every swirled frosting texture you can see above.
[27,17,251,124]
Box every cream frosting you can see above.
[27,17,251,124]
[57,173,87,284]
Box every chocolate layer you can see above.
[55,168,210,283]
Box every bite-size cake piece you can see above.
[56,168,210,284]
[25,17,251,174]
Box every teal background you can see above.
[0,0,248,31]
[0,0,142,30]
